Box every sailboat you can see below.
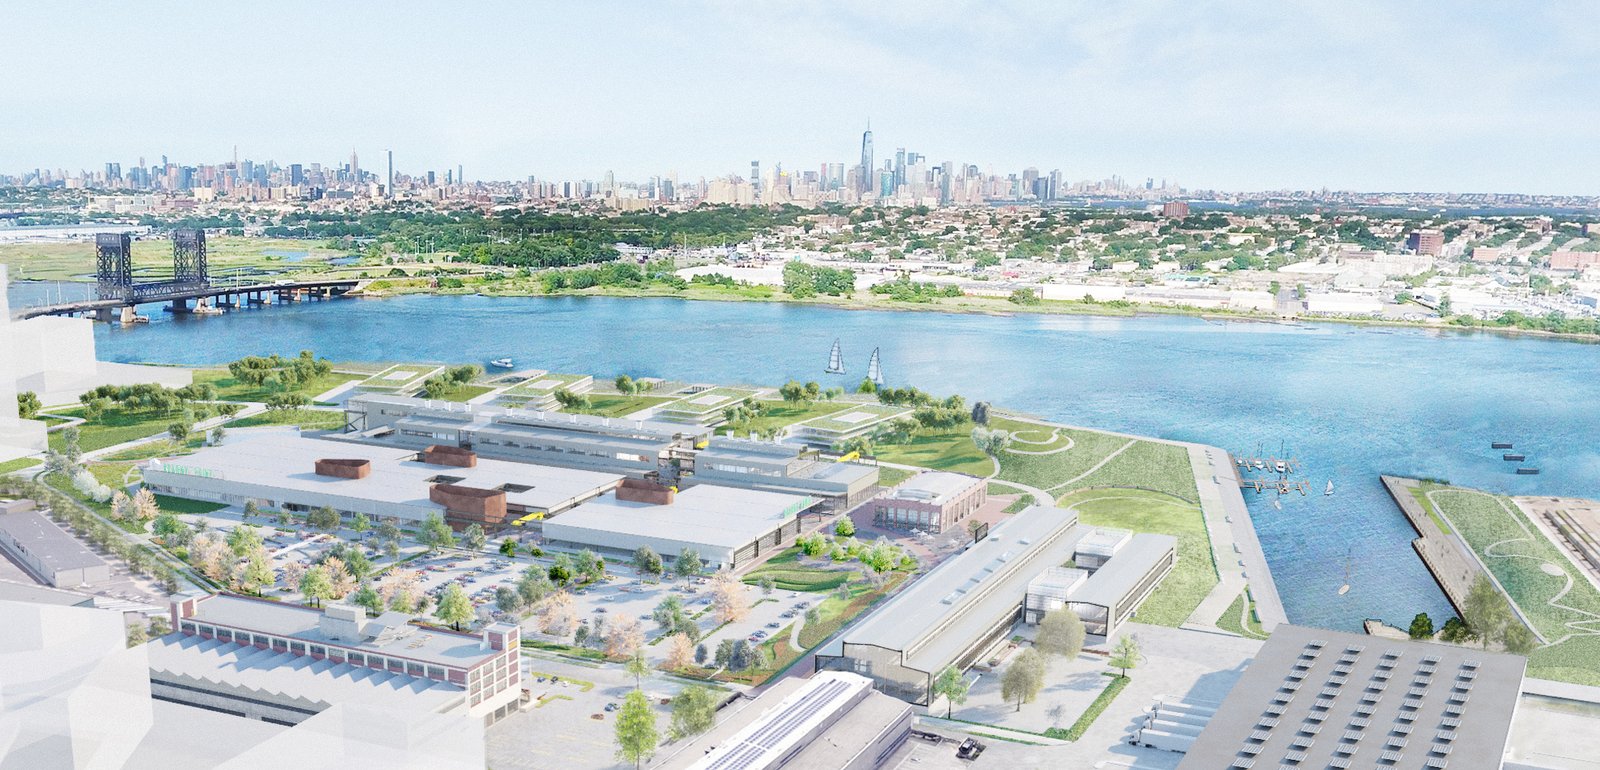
[825,339,845,375]
[1325,480,1334,496]
[866,348,884,388]
[1337,549,1353,595]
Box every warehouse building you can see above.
[816,504,1176,705]
[0,498,110,587]
[542,481,819,571]
[1174,624,1526,770]
[165,593,523,724]
[343,394,699,478]
[142,433,622,530]
[870,471,987,533]
[1023,529,1176,636]
[691,436,880,513]
[659,672,913,770]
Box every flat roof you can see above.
[885,471,983,504]
[352,392,690,439]
[544,484,817,551]
[147,632,464,711]
[185,594,500,670]
[827,505,1082,673]
[1070,532,1175,609]
[147,433,623,513]
[0,508,109,575]
[1179,624,1526,770]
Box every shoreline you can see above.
[347,283,1600,345]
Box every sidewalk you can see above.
[1183,443,1287,631]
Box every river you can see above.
[80,293,1600,632]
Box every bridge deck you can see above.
[12,279,361,320]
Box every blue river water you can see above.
[78,293,1600,633]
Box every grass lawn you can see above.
[1058,487,1217,627]
[1423,484,1600,686]
[725,400,853,436]
[428,384,494,403]
[995,429,1132,491]
[48,407,196,453]
[568,394,675,418]
[0,235,349,282]
[1069,440,1199,503]
[1408,486,1454,534]
[99,438,203,462]
[228,409,345,430]
[1216,591,1269,639]
[0,457,41,474]
[873,428,994,478]
[875,465,914,488]
[193,368,364,403]
[153,494,229,514]
[988,416,1075,451]
[1046,674,1130,741]
[742,548,854,592]
[796,573,907,649]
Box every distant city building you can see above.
[1162,200,1191,218]
[1175,624,1525,770]
[1406,229,1444,256]
[859,123,874,194]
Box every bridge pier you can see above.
[94,308,114,323]
[120,306,140,325]
[170,298,190,314]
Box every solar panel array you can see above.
[703,677,857,770]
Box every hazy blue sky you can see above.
[5,1,1597,193]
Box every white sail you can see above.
[867,347,883,386]
[826,339,845,374]
[1325,480,1334,495]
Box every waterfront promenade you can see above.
[1187,443,1288,631]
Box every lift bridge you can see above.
[95,229,209,302]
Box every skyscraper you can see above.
[349,149,360,185]
[859,122,874,193]
[893,148,906,190]
[751,161,760,196]
[386,149,394,198]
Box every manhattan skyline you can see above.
[5,1,1599,195]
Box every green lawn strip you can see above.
[1060,488,1217,627]
[521,640,606,661]
[795,574,906,649]
[0,457,42,474]
[1426,487,1600,643]
[1409,485,1454,534]
[193,369,364,402]
[228,409,344,430]
[528,671,596,692]
[1067,440,1199,503]
[570,394,675,418]
[725,400,853,435]
[99,438,202,462]
[1216,592,1268,639]
[48,406,201,453]
[875,465,914,488]
[1046,674,1130,741]
[1002,495,1038,514]
[534,694,573,708]
[872,428,993,477]
[995,429,1130,491]
[427,384,494,403]
[987,416,1073,451]
[965,731,1045,746]
[1529,636,1600,687]
[153,494,229,514]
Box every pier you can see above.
[1229,453,1301,474]
[1380,475,1480,616]
[1238,478,1310,495]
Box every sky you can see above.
[4,1,1598,194]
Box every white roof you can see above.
[886,471,983,505]
[146,433,623,513]
[544,484,817,551]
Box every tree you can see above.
[970,401,990,425]
[110,490,133,521]
[322,556,357,598]
[1408,612,1436,640]
[495,585,525,614]
[665,632,696,670]
[632,546,663,580]
[420,512,456,552]
[462,523,487,552]
[349,511,370,538]
[759,575,776,595]
[1001,649,1047,711]
[1035,607,1086,660]
[242,500,260,520]
[237,549,276,596]
[539,592,579,637]
[669,685,717,740]
[834,517,855,538]
[435,583,474,631]
[227,524,264,557]
[129,487,159,521]
[625,650,650,686]
[614,374,635,395]
[351,583,383,615]
[577,548,606,582]
[299,565,333,608]
[1108,634,1144,678]
[1464,573,1511,650]
[167,422,191,443]
[607,616,646,659]
[857,377,877,394]
[1503,622,1538,655]
[613,689,659,770]
[499,537,518,557]
[674,548,703,581]
[126,622,148,648]
[60,425,82,467]
[16,391,41,420]
[1439,616,1472,643]
[548,554,574,586]
[518,567,553,607]
[932,665,970,718]
[152,512,185,540]
[709,570,749,625]
[310,505,341,532]
[694,643,709,667]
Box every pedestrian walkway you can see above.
[1184,443,1286,631]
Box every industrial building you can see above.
[1174,624,1526,770]
[542,481,819,571]
[342,393,699,478]
[166,593,523,723]
[659,672,913,770]
[0,498,111,587]
[691,436,880,513]
[870,470,987,533]
[785,403,912,447]
[815,504,1175,704]
[1023,529,1176,636]
[141,433,623,529]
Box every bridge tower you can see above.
[171,229,209,286]
[94,232,133,300]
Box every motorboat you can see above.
[490,358,514,369]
